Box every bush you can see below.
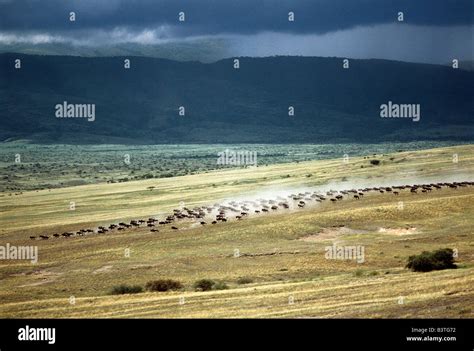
[194,279,215,291]
[214,281,229,290]
[370,159,381,165]
[145,279,183,292]
[406,248,457,272]
[110,284,143,295]
[237,277,254,285]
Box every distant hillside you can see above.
[443,60,474,71]
[459,60,474,71]
[0,39,231,63]
[1,54,473,143]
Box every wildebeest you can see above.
[32,180,471,241]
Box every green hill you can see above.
[1,54,473,143]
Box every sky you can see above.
[0,0,472,64]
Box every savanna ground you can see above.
[0,141,461,192]
[0,143,473,318]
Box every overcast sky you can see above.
[0,0,472,63]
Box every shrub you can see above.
[370,159,381,165]
[145,279,183,292]
[237,277,254,285]
[194,279,215,291]
[213,281,229,290]
[110,284,143,295]
[406,248,457,272]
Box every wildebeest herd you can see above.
[29,181,474,240]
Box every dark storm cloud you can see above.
[0,0,472,35]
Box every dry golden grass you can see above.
[1,144,473,235]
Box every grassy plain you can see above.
[0,144,473,318]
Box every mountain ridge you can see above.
[1,53,473,143]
